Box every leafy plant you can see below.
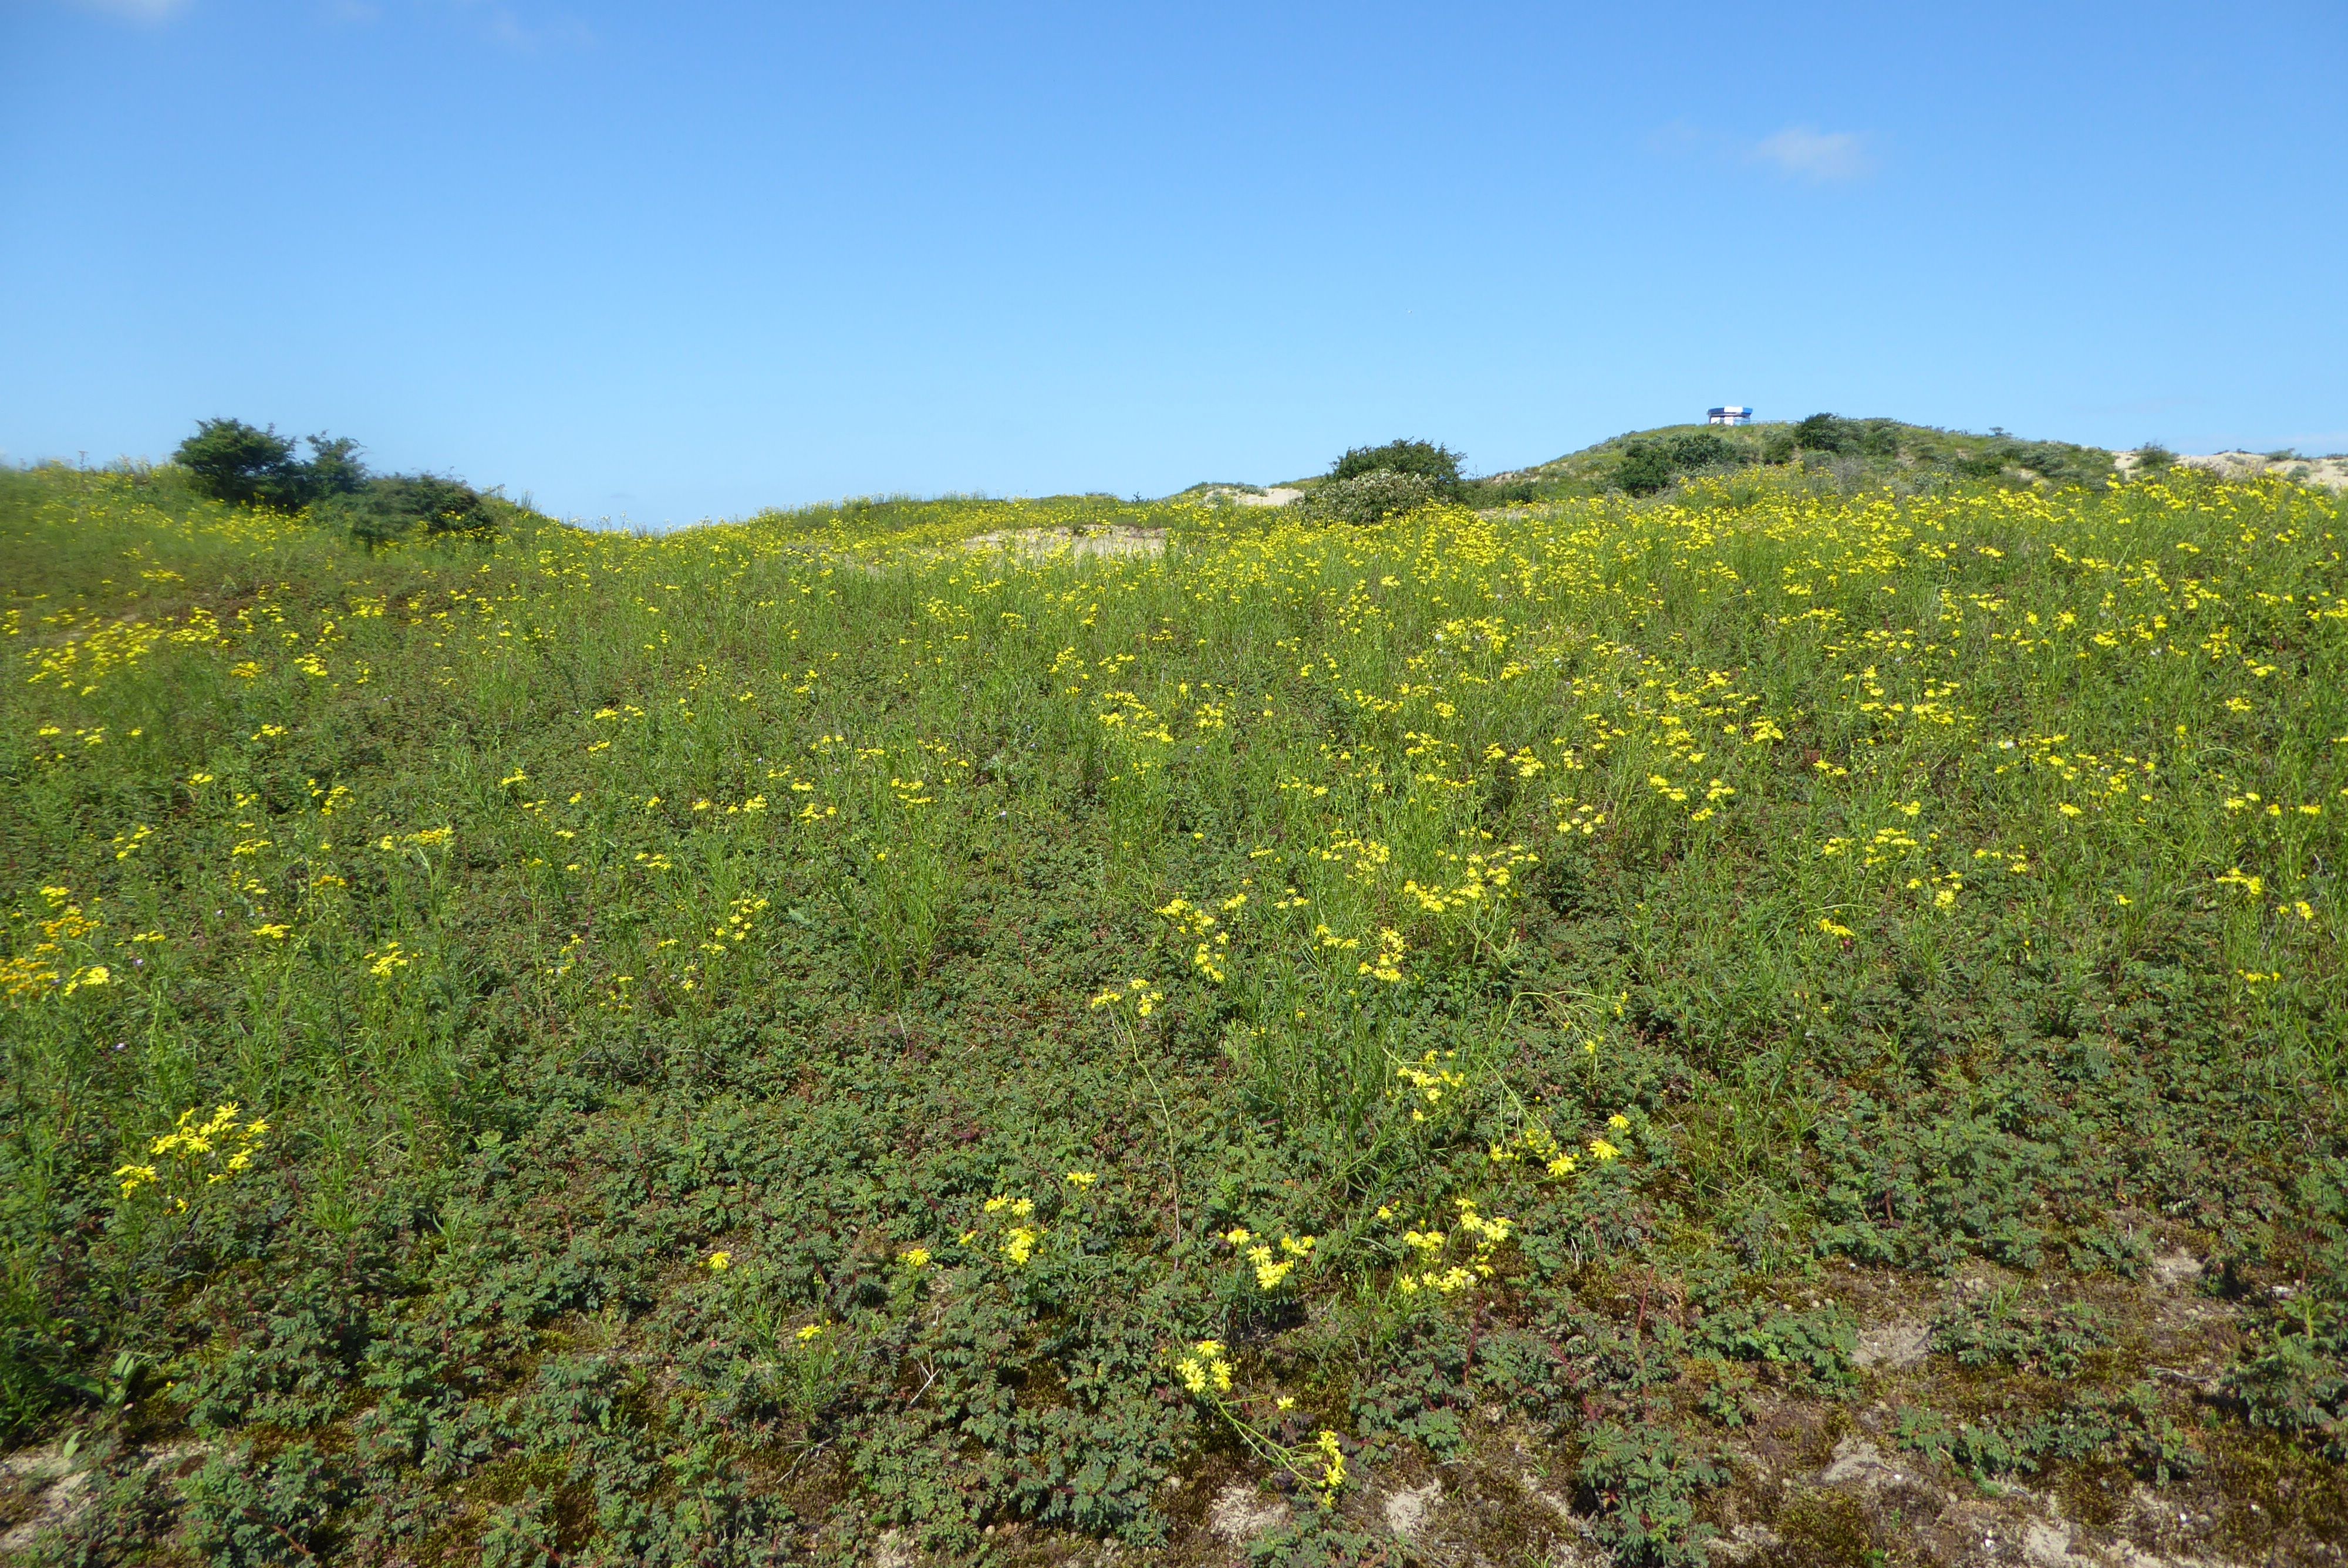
[1301,468,1439,525]
[1328,438,1463,495]
[1576,1422,1725,1567]
[174,419,314,509]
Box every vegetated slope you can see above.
[2,464,2346,1566]
[1480,417,2118,503]
[1210,418,2122,514]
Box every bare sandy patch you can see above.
[2116,450,2348,489]
[963,526,1166,560]
[1193,485,1303,508]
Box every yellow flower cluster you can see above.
[1391,1049,1466,1122]
[1358,926,1406,984]
[1223,1228,1315,1289]
[363,942,413,980]
[1088,976,1163,1017]
[702,894,769,953]
[1393,1198,1515,1295]
[1313,1430,1345,1498]
[1155,897,1233,983]
[115,1102,268,1205]
[1,886,109,1001]
[1176,1339,1234,1394]
[982,1194,1042,1266]
[1489,1122,1578,1178]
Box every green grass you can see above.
[1435,417,2119,503]
[2,458,2345,1565]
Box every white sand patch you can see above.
[1207,1481,1291,1544]
[963,527,1166,560]
[2116,450,2348,489]
[1193,486,1302,508]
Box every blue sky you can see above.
[4,1,2343,525]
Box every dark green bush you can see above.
[175,421,375,511]
[1665,431,1736,471]
[1300,468,1439,525]
[1952,449,2007,479]
[173,418,500,543]
[318,474,494,547]
[303,434,369,499]
[1793,413,1859,455]
[175,418,313,509]
[1617,432,1742,496]
[1329,440,1463,498]
[1617,442,1677,496]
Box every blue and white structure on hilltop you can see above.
[1707,406,1754,426]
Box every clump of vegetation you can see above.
[0,452,2342,1564]
[1299,439,1463,523]
[1300,466,1439,524]
[1617,430,1745,495]
[1328,438,1464,496]
[174,420,362,512]
[173,418,497,545]
[1793,412,1902,457]
[313,474,495,548]
[1471,416,2122,503]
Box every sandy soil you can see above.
[2116,450,2348,489]
[1192,486,1303,508]
[962,526,1166,559]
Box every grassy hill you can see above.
[1486,417,2118,499]
[2,460,2346,1566]
[1219,418,2123,509]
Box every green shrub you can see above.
[1617,432,1740,495]
[174,418,313,509]
[1793,413,1859,454]
[1666,431,1737,471]
[1617,442,1676,496]
[1300,468,1439,525]
[1576,1423,1725,1567]
[303,434,369,499]
[1329,439,1463,497]
[1952,448,2009,479]
[316,474,495,546]
[173,418,497,542]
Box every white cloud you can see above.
[1747,126,1877,183]
[72,0,190,19]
